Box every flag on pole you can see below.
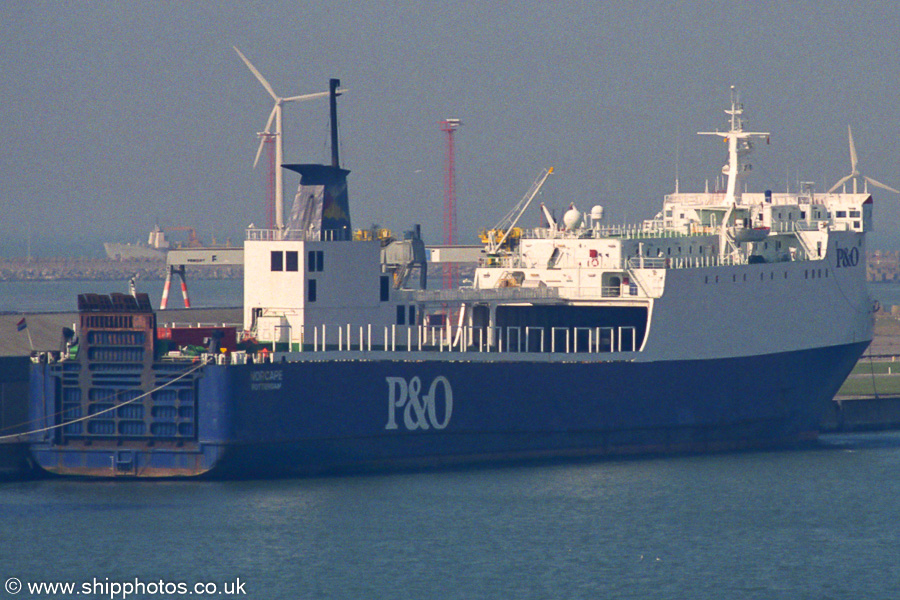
[16,318,27,332]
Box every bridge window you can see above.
[380,276,390,301]
[270,251,283,272]
[307,250,324,272]
[285,251,298,272]
[307,279,317,302]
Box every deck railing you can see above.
[213,323,640,365]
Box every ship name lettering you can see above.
[385,376,453,431]
[836,246,859,268]
[251,369,283,391]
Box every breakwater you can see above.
[0,257,241,281]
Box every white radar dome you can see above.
[563,204,583,230]
[591,205,604,221]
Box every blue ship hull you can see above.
[29,341,868,478]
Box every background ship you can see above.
[103,225,202,261]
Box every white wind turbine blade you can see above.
[283,88,348,102]
[828,173,855,194]
[253,106,278,168]
[848,125,858,173]
[865,176,900,194]
[253,138,266,169]
[233,46,278,101]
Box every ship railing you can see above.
[239,323,639,360]
[414,287,560,303]
[769,220,824,234]
[663,192,728,206]
[626,254,744,270]
[245,228,352,242]
[523,225,694,241]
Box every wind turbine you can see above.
[233,46,333,230]
[829,125,899,194]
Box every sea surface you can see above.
[2,281,900,599]
[2,435,900,599]
[0,279,242,314]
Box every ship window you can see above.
[307,279,317,302]
[854,221,860,228]
[408,305,416,324]
[285,251,298,272]
[800,211,806,219]
[380,276,390,301]
[850,210,860,218]
[307,250,324,272]
[396,305,406,325]
[666,210,673,217]
[836,211,847,218]
[818,269,822,278]
[271,251,283,272]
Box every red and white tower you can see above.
[440,118,461,289]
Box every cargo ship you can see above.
[27,87,875,477]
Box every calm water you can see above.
[0,279,242,313]
[2,435,900,599]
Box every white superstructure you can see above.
[242,90,875,364]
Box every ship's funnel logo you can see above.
[385,376,453,431]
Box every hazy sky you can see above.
[2,0,899,257]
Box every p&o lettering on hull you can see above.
[835,246,860,268]
[385,376,453,431]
